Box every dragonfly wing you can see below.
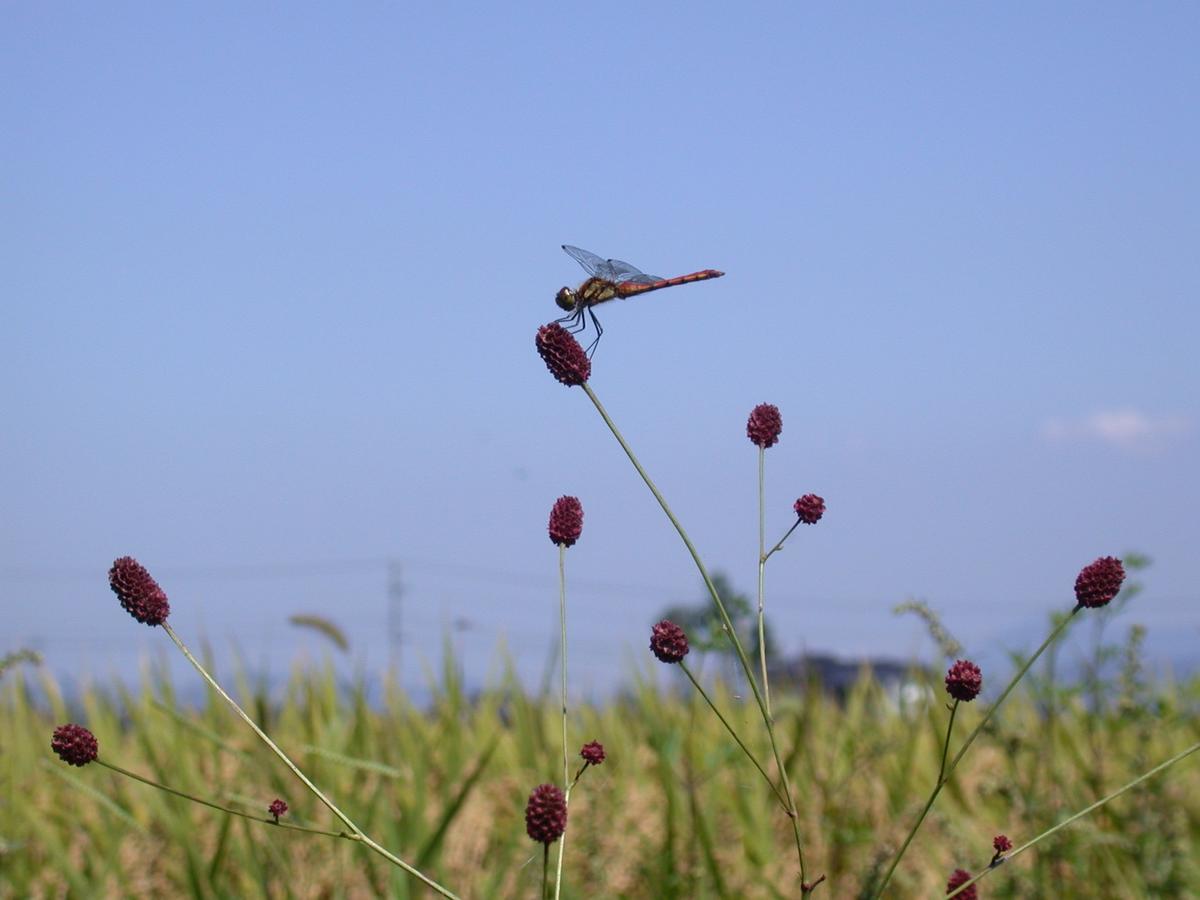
[616,272,662,285]
[562,245,607,277]
[600,257,652,279]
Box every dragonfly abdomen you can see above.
[616,269,725,297]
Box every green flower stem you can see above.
[581,383,809,887]
[756,446,771,718]
[163,623,459,899]
[581,385,768,727]
[946,739,1200,899]
[874,702,959,897]
[568,761,590,791]
[554,545,570,900]
[873,608,1080,898]
[763,520,802,563]
[946,607,1078,775]
[679,661,788,811]
[938,702,957,783]
[96,759,348,838]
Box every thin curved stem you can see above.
[96,759,349,839]
[581,383,809,887]
[874,702,959,896]
[946,739,1200,898]
[764,520,802,563]
[872,608,1079,898]
[163,624,459,899]
[679,661,789,810]
[938,702,957,783]
[948,608,1078,775]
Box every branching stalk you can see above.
[96,759,349,838]
[679,661,789,810]
[581,383,809,888]
[872,608,1079,898]
[946,740,1200,898]
[163,624,459,899]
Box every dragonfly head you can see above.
[555,286,578,312]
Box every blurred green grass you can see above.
[3,651,1198,898]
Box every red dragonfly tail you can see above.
[616,269,724,297]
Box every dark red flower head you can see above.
[524,783,567,845]
[268,798,288,821]
[945,659,982,702]
[794,494,825,525]
[746,403,782,448]
[536,323,591,386]
[650,619,690,664]
[51,724,98,767]
[1074,556,1126,609]
[580,740,606,766]
[946,868,977,899]
[549,496,584,547]
[109,556,170,626]
[993,833,1012,853]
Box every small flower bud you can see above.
[268,798,288,822]
[536,323,591,386]
[993,834,1012,853]
[649,620,690,664]
[548,496,583,547]
[1074,556,1126,609]
[524,783,567,845]
[794,494,825,524]
[946,868,977,899]
[109,556,170,626]
[945,659,982,702]
[51,724,98,767]
[746,403,782,448]
[580,741,605,766]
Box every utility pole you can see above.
[387,559,403,677]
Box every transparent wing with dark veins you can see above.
[563,245,661,283]
[604,258,662,284]
[562,245,607,277]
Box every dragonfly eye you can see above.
[555,287,577,311]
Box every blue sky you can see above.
[3,4,1197,697]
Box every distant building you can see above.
[768,652,932,709]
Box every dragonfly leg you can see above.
[557,307,588,335]
[584,307,603,357]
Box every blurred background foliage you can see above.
[3,624,1198,899]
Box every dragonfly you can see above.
[555,245,724,355]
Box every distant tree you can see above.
[657,572,777,663]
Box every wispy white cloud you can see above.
[1042,408,1193,452]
